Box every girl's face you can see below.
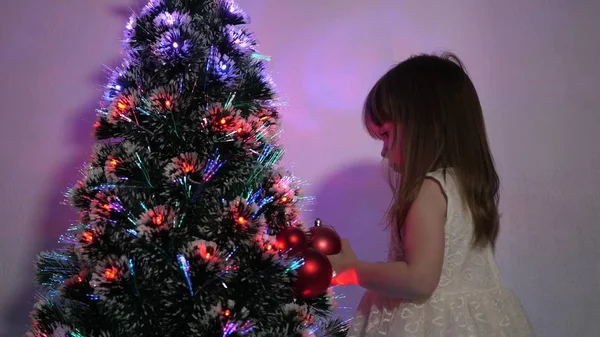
[367,120,403,172]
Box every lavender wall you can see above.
[1,0,599,336]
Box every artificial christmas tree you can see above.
[27,1,347,336]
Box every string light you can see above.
[177,254,194,296]
[152,214,164,225]
[104,267,118,280]
[182,162,193,173]
[82,232,93,243]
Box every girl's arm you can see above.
[331,179,446,299]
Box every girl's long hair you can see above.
[364,53,500,249]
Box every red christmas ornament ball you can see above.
[309,220,341,255]
[295,248,333,299]
[275,226,308,256]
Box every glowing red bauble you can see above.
[275,226,308,256]
[309,219,341,255]
[295,248,333,299]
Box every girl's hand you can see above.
[327,238,359,286]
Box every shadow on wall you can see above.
[311,160,393,319]
[2,3,146,336]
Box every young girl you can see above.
[327,53,536,336]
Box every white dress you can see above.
[347,169,536,337]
